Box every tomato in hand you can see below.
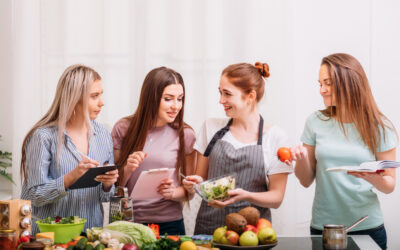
[277,147,291,162]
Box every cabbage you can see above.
[103,228,133,244]
[105,221,156,248]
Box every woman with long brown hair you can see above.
[21,65,118,233]
[111,66,196,235]
[183,62,293,234]
[291,53,397,249]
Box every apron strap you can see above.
[204,115,264,157]
[257,116,264,145]
[204,119,233,157]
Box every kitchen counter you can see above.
[275,235,380,250]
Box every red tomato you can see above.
[66,240,77,247]
[277,147,291,162]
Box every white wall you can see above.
[1,0,400,248]
[0,0,13,197]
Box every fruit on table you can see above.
[213,226,227,243]
[239,231,259,246]
[238,206,260,226]
[244,224,258,234]
[256,218,272,231]
[225,230,239,245]
[179,240,197,250]
[277,147,291,162]
[226,213,247,234]
[258,227,277,244]
[121,243,138,250]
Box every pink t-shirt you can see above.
[111,118,196,223]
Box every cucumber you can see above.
[76,238,89,250]
[84,245,94,250]
[94,244,105,250]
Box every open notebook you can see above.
[326,160,400,173]
[131,168,175,200]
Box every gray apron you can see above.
[194,116,270,235]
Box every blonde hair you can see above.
[20,64,101,181]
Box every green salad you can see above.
[39,216,84,224]
[199,175,236,202]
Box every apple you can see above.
[213,226,227,243]
[258,227,277,244]
[220,235,230,245]
[225,230,239,245]
[239,231,259,246]
[244,224,258,234]
[256,218,272,231]
[122,243,138,250]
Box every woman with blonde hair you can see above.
[21,64,118,233]
[291,53,397,249]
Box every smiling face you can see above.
[156,83,184,127]
[319,64,336,107]
[219,75,253,118]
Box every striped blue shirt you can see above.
[21,120,114,233]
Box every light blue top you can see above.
[21,120,114,233]
[301,111,397,231]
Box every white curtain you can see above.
[4,0,400,248]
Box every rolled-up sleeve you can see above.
[24,131,67,206]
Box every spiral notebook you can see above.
[131,168,175,200]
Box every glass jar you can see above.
[0,229,16,250]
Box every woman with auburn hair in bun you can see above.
[183,62,293,234]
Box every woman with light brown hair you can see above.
[183,62,293,234]
[21,64,118,233]
[111,66,196,235]
[291,53,397,249]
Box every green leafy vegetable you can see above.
[105,221,156,248]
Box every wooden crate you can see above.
[0,199,32,237]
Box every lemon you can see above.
[180,241,197,250]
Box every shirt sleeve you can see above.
[111,118,129,150]
[184,127,196,154]
[23,130,67,207]
[300,112,317,146]
[266,127,293,176]
[193,120,209,155]
[377,124,398,152]
[99,131,115,201]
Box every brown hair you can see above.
[116,66,190,185]
[222,62,270,102]
[20,65,101,181]
[320,53,396,154]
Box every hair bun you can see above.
[254,62,270,78]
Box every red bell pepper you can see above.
[148,224,160,239]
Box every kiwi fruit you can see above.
[225,213,247,234]
[238,206,260,226]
